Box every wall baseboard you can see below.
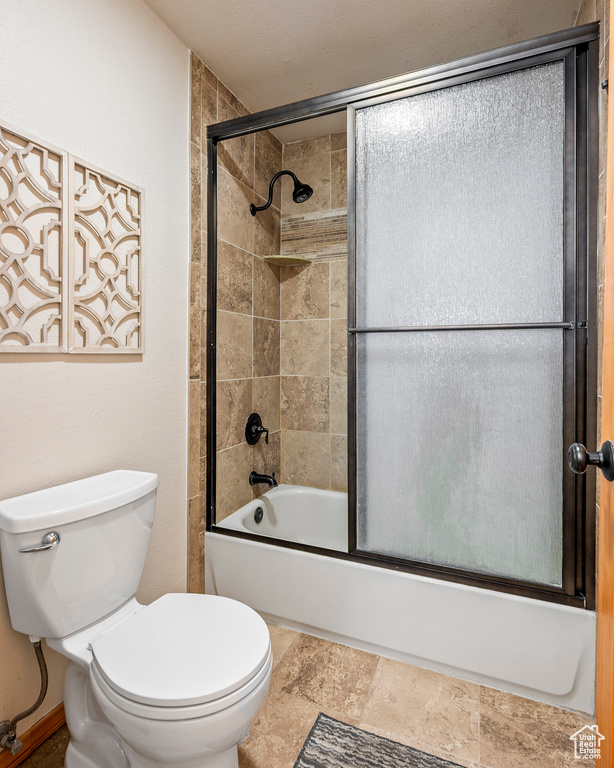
[0,703,66,768]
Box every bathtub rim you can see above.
[216,484,348,552]
[209,521,588,609]
[205,529,596,716]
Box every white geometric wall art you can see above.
[0,120,144,354]
[69,161,143,353]
[0,125,68,351]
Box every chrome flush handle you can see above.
[19,532,61,553]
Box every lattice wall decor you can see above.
[0,120,143,354]
[0,126,67,351]
[69,163,143,352]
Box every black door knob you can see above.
[567,441,614,481]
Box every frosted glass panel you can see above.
[356,330,564,585]
[355,62,565,326]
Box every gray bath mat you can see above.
[294,714,467,768]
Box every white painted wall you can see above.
[0,0,189,733]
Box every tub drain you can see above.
[254,506,264,524]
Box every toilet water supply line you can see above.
[0,637,48,755]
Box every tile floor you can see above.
[21,624,595,768]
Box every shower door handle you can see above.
[567,442,614,481]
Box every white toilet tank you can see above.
[0,471,158,639]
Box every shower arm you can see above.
[250,171,298,215]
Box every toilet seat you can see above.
[89,593,270,714]
[90,645,272,721]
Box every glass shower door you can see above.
[349,54,580,594]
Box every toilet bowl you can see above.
[0,471,272,767]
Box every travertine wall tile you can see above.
[256,133,283,209]
[331,131,347,151]
[281,376,330,432]
[252,430,281,498]
[331,319,348,377]
[217,310,252,379]
[218,168,254,252]
[198,69,283,534]
[187,497,205,593]
[281,319,329,376]
[253,376,281,432]
[331,435,348,492]
[217,379,253,450]
[282,136,331,214]
[281,209,347,260]
[218,81,250,116]
[330,377,348,435]
[190,53,202,147]
[201,61,218,91]
[576,0,597,27]
[254,257,281,319]
[254,318,281,377]
[216,442,253,520]
[188,379,200,499]
[254,201,281,256]
[331,150,347,210]
[330,259,348,319]
[281,262,330,320]
[218,239,253,314]
[190,141,202,262]
[282,430,331,489]
[218,95,255,189]
[278,133,348,491]
[189,262,201,379]
[201,80,217,127]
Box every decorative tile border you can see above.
[0,120,143,353]
[281,208,347,261]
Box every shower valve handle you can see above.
[567,441,614,482]
[245,413,269,445]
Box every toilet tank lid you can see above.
[0,471,159,534]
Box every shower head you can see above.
[292,180,313,204]
[250,170,313,215]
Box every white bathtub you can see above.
[217,484,347,550]
[206,484,596,714]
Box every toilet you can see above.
[0,471,272,768]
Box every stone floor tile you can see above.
[239,689,321,768]
[358,722,478,768]
[270,634,380,719]
[479,686,596,768]
[360,658,480,764]
[267,624,300,669]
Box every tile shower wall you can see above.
[189,53,282,589]
[280,134,348,491]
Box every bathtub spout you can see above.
[249,471,278,487]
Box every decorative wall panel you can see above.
[281,208,347,261]
[0,126,67,351]
[0,120,143,354]
[69,163,143,352]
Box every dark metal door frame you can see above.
[205,23,599,609]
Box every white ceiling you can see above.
[143,0,581,142]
